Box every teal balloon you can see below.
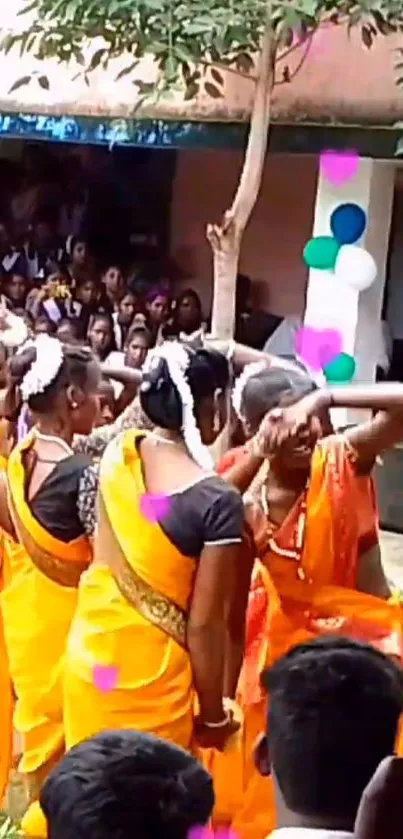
[330,203,366,245]
[324,353,356,383]
[303,236,340,270]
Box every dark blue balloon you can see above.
[330,203,366,245]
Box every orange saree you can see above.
[207,435,403,839]
[217,446,248,476]
[2,432,92,836]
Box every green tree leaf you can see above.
[8,75,32,93]
[184,80,199,99]
[210,67,223,85]
[204,80,222,97]
[115,60,139,80]
[38,74,50,88]
[89,48,106,70]
[361,24,373,47]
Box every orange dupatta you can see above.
[240,436,401,706]
[206,436,403,839]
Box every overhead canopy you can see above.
[0,4,402,127]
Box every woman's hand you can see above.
[255,393,323,458]
[194,711,240,751]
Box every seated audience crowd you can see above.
[0,209,211,423]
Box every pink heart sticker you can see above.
[319,149,359,187]
[295,326,342,372]
[188,828,238,839]
[139,492,170,524]
[92,664,118,693]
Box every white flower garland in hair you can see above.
[19,334,64,402]
[0,311,29,350]
[232,361,267,420]
[143,341,214,470]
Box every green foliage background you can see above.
[2,0,403,101]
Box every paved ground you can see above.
[380,529,403,589]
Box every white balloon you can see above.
[334,244,377,291]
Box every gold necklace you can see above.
[260,482,309,580]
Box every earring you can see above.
[213,410,220,433]
[72,402,78,410]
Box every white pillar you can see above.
[303,158,395,427]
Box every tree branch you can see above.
[226,3,275,233]
[199,58,257,82]
[274,33,313,86]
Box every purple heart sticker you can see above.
[92,664,118,693]
[139,492,170,524]
[319,149,359,187]
[296,326,342,372]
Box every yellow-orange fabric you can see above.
[0,452,13,805]
[64,429,196,751]
[204,436,402,839]
[2,433,92,836]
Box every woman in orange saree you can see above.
[207,372,403,839]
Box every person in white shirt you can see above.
[254,637,403,839]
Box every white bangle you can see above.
[203,711,230,728]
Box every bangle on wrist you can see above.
[203,711,230,729]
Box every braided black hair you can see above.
[140,345,229,432]
[5,341,96,418]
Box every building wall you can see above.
[170,150,318,318]
[386,180,403,341]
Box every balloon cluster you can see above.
[298,202,378,382]
[303,203,377,292]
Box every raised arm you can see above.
[272,382,403,474]
[204,337,301,375]
[73,395,153,457]
[189,487,245,751]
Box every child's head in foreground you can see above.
[255,636,403,832]
[40,729,214,839]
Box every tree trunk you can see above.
[209,12,276,339]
